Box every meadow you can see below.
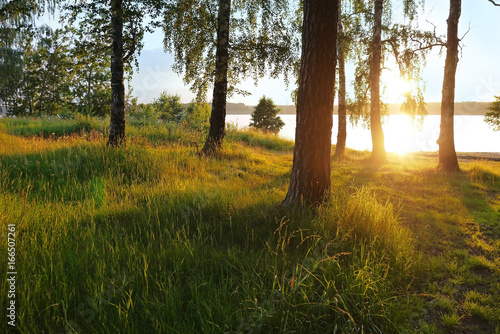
[0,117,499,333]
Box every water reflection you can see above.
[226,114,500,153]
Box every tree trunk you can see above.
[87,67,93,110]
[38,73,47,115]
[369,0,387,163]
[107,0,126,147]
[282,0,338,206]
[202,0,231,155]
[437,0,460,172]
[334,0,346,160]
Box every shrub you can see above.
[128,101,159,126]
[184,102,210,131]
[57,107,75,119]
[152,92,185,123]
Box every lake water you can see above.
[227,114,500,153]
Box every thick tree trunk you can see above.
[334,0,346,160]
[437,0,460,172]
[283,0,338,206]
[369,0,387,163]
[202,0,231,155]
[107,0,126,147]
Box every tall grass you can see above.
[0,118,419,333]
[2,117,499,333]
[226,127,294,151]
[1,115,107,138]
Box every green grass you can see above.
[1,117,499,333]
[0,115,107,138]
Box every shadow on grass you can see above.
[331,163,476,255]
[41,190,403,334]
[449,166,500,238]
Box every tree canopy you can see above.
[0,24,112,116]
[162,0,300,101]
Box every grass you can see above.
[0,117,499,333]
[0,114,107,138]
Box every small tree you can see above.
[249,96,285,134]
[484,96,500,131]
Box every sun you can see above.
[381,72,415,103]
[385,115,415,154]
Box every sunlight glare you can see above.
[382,72,415,103]
[384,115,416,155]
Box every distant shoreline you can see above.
[226,102,491,116]
[411,152,500,161]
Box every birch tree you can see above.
[369,0,386,162]
[346,0,439,163]
[162,0,299,154]
[65,0,160,146]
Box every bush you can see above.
[184,102,210,131]
[57,107,75,120]
[128,101,159,126]
[250,96,284,134]
[152,92,185,123]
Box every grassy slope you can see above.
[0,118,499,333]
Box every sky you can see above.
[39,0,500,106]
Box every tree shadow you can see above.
[448,166,500,239]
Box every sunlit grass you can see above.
[0,117,499,333]
[440,311,463,329]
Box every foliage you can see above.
[162,0,300,101]
[151,91,185,123]
[249,96,284,134]
[0,24,112,117]
[17,26,73,116]
[184,101,210,131]
[344,0,442,124]
[63,0,159,69]
[127,98,159,126]
[0,30,23,112]
[66,26,112,116]
[128,96,211,130]
[484,95,500,131]
[0,0,61,114]
[0,0,59,25]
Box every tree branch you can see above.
[409,36,447,51]
[459,23,471,42]
[123,18,137,63]
[345,10,374,20]
[488,0,500,6]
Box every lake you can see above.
[227,114,500,153]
